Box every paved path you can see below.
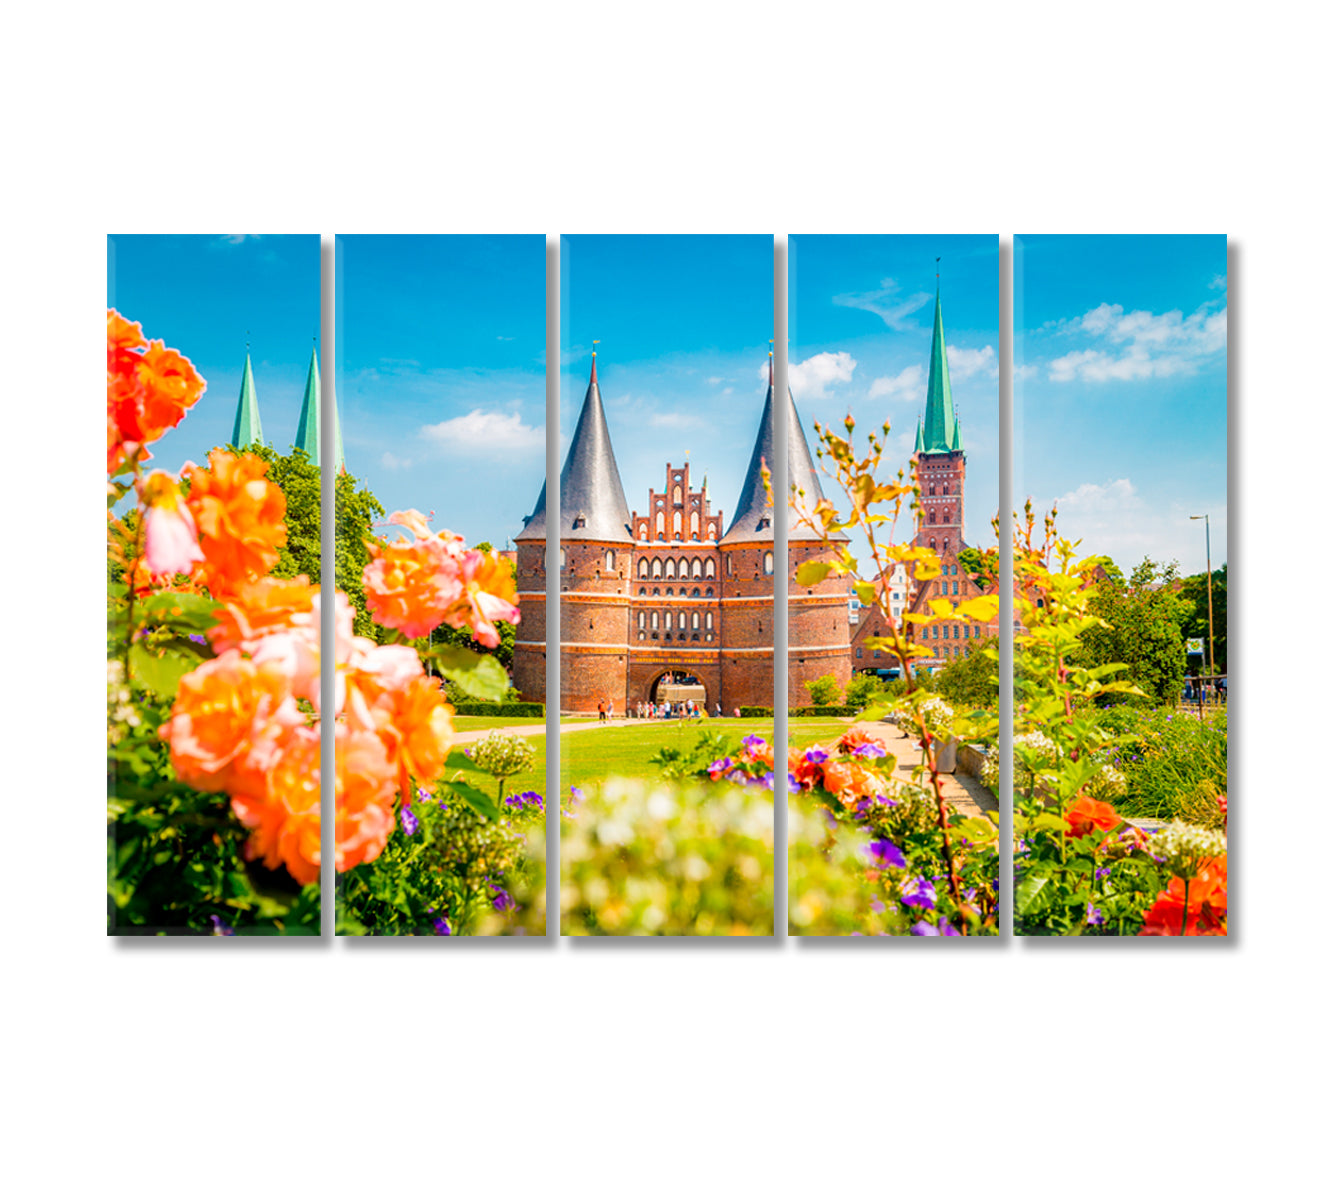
[843,719,1000,820]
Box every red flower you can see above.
[1139,855,1228,936]
[1064,794,1120,839]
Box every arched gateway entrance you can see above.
[649,670,707,710]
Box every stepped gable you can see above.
[231,351,265,448]
[516,353,633,544]
[721,354,845,544]
[293,345,346,471]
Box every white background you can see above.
[4,3,1326,1196]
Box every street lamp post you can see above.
[1190,514,1216,683]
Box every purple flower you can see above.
[757,771,776,790]
[741,734,767,756]
[804,747,829,765]
[900,876,937,909]
[432,916,452,936]
[870,899,886,914]
[1086,903,1105,927]
[707,756,733,775]
[937,918,961,936]
[491,888,517,913]
[851,743,886,759]
[416,786,432,804]
[787,773,800,793]
[910,921,939,936]
[208,914,235,936]
[1095,867,1111,881]
[866,839,907,869]
[570,786,584,804]
[187,633,209,645]
[398,806,420,836]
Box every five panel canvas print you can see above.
[106,233,1228,938]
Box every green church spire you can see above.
[921,285,958,454]
[231,352,265,449]
[914,416,924,454]
[292,345,346,471]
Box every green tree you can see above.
[245,446,386,639]
[1178,563,1227,672]
[844,672,885,710]
[935,637,999,708]
[1077,558,1192,705]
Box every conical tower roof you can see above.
[231,352,265,448]
[920,287,959,454]
[516,354,632,543]
[721,355,844,544]
[293,346,346,471]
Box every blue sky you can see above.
[336,235,545,548]
[790,234,1000,562]
[1016,235,1227,575]
[561,236,773,527]
[107,235,320,473]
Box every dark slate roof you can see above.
[516,357,634,543]
[721,371,844,544]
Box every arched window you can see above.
[691,587,700,597]
[665,587,673,596]
[638,611,645,629]
[929,510,935,525]
[725,554,732,575]
[651,558,662,579]
[943,538,950,553]
[690,558,700,578]
[560,547,566,570]
[639,587,646,596]
[944,510,951,524]
[929,485,936,496]
[705,587,713,597]
[651,612,659,630]
[929,538,936,551]
[679,557,690,578]
[605,550,615,573]
[691,612,700,630]
[705,559,715,579]
[656,512,664,539]
[673,512,682,537]
[690,512,699,538]
[664,611,672,631]
[705,612,713,630]
[708,523,716,539]
[639,523,648,540]
[639,558,648,578]
[763,551,774,575]
[665,559,676,579]
[673,485,682,504]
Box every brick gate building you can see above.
[512,353,849,713]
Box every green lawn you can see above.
[788,717,859,750]
[452,715,547,732]
[559,717,776,792]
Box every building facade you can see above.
[513,355,849,713]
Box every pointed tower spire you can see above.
[721,354,846,543]
[914,415,925,454]
[293,344,346,472]
[516,351,632,543]
[231,349,265,449]
[921,278,958,454]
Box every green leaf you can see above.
[140,592,221,634]
[854,581,878,607]
[1015,875,1050,916]
[129,642,196,700]
[444,780,503,822]
[795,560,833,587]
[427,645,508,701]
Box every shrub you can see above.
[804,672,842,706]
[451,701,544,717]
[844,673,886,710]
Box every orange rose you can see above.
[1064,794,1121,839]
[362,537,464,639]
[209,575,320,654]
[161,650,302,796]
[368,674,455,800]
[838,728,887,756]
[230,725,322,885]
[107,311,205,473]
[335,726,399,872]
[185,450,287,597]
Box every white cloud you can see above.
[1210,274,1227,290]
[946,344,996,380]
[648,411,704,430]
[218,234,260,244]
[773,350,857,398]
[380,451,412,471]
[1055,477,1137,512]
[420,409,543,456]
[1049,300,1226,383]
[868,364,923,401]
[706,376,723,385]
[832,278,933,330]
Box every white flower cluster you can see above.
[469,730,537,779]
[106,659,141,747]
[917,695,957,739]
[1147,819,1227,877]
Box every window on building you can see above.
[705,612,713,630]
[974,625,980,638]
[856,647,863,658]
[705,559,715,578]
[692,558,702,578]
[952,581,958,595]
[638,611,645,629]
[725,554,732,575]
[708,523,716,539]
[763,551,774,575]
[638,558,648,578]
[606,550,615,572]
[873,649,880,659]
[679,558,690,578]
[691,612,699,630]
[651,612,658,630]
[673,485,682,504]
[652,558,662,579]
[673,512,682,537]
[665,559,676,579]
[690,512,699,538]
[559,547,566,570]
[656,512,664,539]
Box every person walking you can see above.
[598,697,607,724]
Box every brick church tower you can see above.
[904,283,1000,663]
[513,352,635,709]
